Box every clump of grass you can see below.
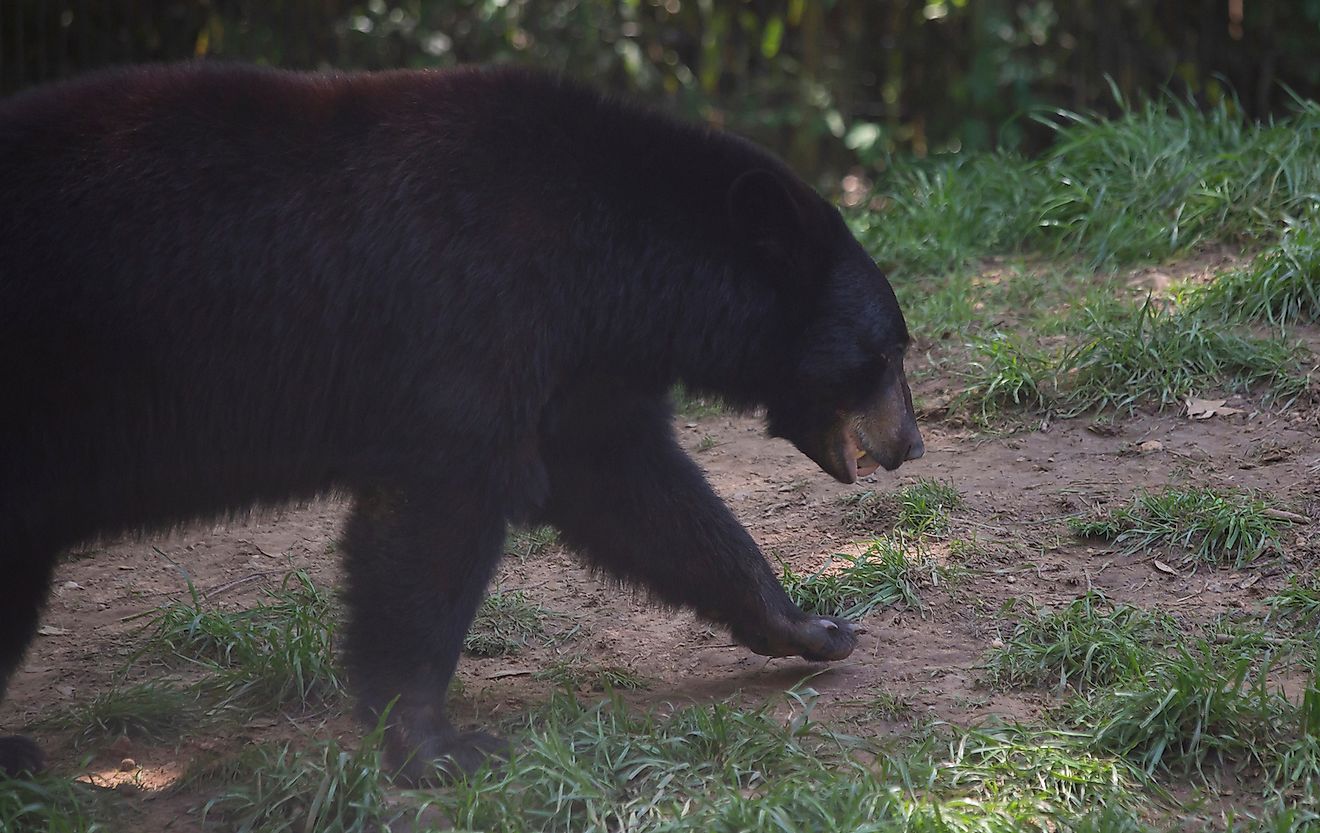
[1069,485,1286,567]
[533,660,651,692]
[781,538,937,617]
[839,479,961,537]
[849,153,1046,277]
[930,723,1145,816]
[505,525,559,559]
[427,692,838,833]
[428,692,1145,833]
[48,682,198,749]
[1072,641,1291,777]
[896,478,963,535]
[139,571,345,714]
[862,691,914,721]
[463,590,551,657]
[1267,578,1320,631]
[838,489,896,529]
[0,776,108,833]
[1188,220,1320,331]
[1270,671,1320,792]
[199,726,394,833]
[1057,296,1309,415]
[985,591,1175,692]
[852,95,1320,277]
[670,384,728,419]
[959,332,1054,417]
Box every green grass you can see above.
[534,660,651,692]
[780,538,936,617]
[670,384,728,419]
[463,590,553,657]
[422,692,1149,833]
[927,723,1145,817]
[985,591,1176,692]
[839,478,962,536]
[1267,578,1320,631]
[1069,486,1287,567]
[48,682,198,749]
[1188,219,1320,331]
[1056,296,1310,414]
[958,332,1054,418]
[505,525,559,559]
[138,571,345,714]
[198,726,394,833]
[952,292,1311,419]
[850,153,1047,277]
[1070,640,1295,778]
[852,95,1320,277]
[0,776,110,833]
[895,478,963,535]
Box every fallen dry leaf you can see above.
[1152,559,1180,576]
[1186,398,1243,420]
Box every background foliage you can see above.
[3,1,1319,183]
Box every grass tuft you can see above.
[1057,297,1309,415]
[505,526,559,560]
[959,333,1054,417]
[463,590,552,657]
[1072,641,1291,777]
[853,96,1320,277]
[0,776,109,833]
[199,726,393,833]
[49,682,198,749]
[426,692,1148,833]
[1069,485,1286,567]
[1267,578,1320,631]
[781,538,936,617]
[985,591,1175,692]
[533,660,652,692]
[840,479,962,536]
[140,571,345,714]
[1188,220,1320,331]
[895,479,963,535]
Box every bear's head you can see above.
[726,169,924,484]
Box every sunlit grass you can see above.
[985,591,1176,692]
[781,538,938,617]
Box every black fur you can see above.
[0,63,916,780]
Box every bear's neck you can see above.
[565,209,794,411]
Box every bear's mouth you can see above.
[842,424,882,482]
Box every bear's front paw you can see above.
[735,614,860,662]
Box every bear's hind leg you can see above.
[0,544,59,777]
[340,478,507,783]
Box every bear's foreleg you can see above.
[538,391,858,663]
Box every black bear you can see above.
[0,63,923,781]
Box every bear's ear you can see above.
[726,169,806,252]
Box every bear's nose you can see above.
[905,437,925,461]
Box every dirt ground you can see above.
[4,337,1320,829]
